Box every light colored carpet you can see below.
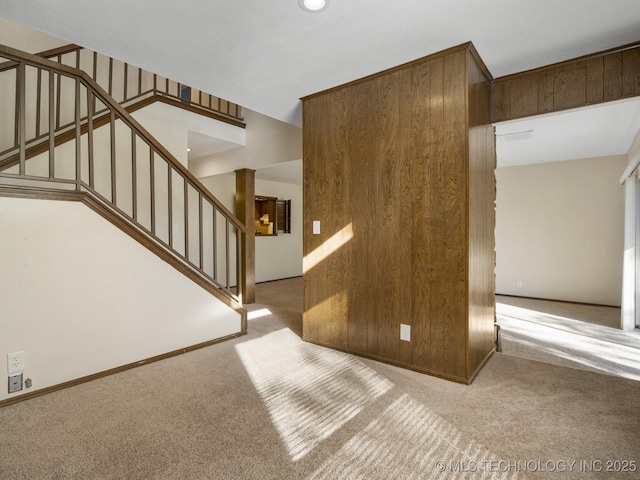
[1,278,639,479]
[496,295,640,381]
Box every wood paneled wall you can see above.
[302,43,495,384]
[491,42,640,123]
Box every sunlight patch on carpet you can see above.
[247,308,272,320]
[496,303,636,346]
[309,393,508,480]
[235,328,392,461]
[497,313,640,381]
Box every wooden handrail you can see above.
[1,42,245,126]
[0,44,81,73]
[0,44,247,308]
[30,43,244,125]
[0,44,245,231]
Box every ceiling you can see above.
[1,1,639,178]
[496,98,640,168]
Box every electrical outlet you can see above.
[8,373,23,393]
[516,281,523,288]
[400,324,411,342]
[7,351,25,374]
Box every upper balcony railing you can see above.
[2,43,245,128]
[0,44,247,319]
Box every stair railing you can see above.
[43,44,243,125]
[0,44,247,318]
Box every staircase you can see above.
[0,43,247,325]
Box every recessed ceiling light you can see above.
[298,0,329,13]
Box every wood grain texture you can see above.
[441,50,468,379]
[376,71,400,361]
[553,61,586,111]
[302,43,495,383]
[376,69,413,363]
[364,82,380,356]
[301,95,323,344]
[427,55,446,376]
[410,60,432,368]
[467,52,496,380]
[509,73,539,119]
[537,70,555,114]
[235,168,255,303]
[586,57,604,104]
[325,88,349,348]
[603,53,623,101]
[622,48,640,96]
[345,81,372,354]
[492,42,640,123]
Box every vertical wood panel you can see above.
[467,51,496,379]
[553,61,586,110]
[323,89,349,347]
[622,48,640,96]
[301,97,315,341]
[410,61,432,368]
[603,52,623,101]
[509,73,539,118]
[365,82,380,356]
[490,80,510,122]
[346,81,373,353]
[441,50,468,379]
[377,72,402,361]
[586,57,604,104]
[467,124,495,376]
[302,94,329,344]
[427,55,446,375]
[537,70,555,114]
[397,69,414,366]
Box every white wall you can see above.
[132,102,246,167]
[189,109,302,178]
[0,16,67,52]
[496,155,626,306]
[200,174,303,283]
[0,196,241,403]
[254,179,303,282]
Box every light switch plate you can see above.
[313,220,321,234]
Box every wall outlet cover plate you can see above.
[400,324,411,342]
[8,373,23,393]
[7,351,25,374]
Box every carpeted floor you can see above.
[496,295,640,381]
[1,277,639,479]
